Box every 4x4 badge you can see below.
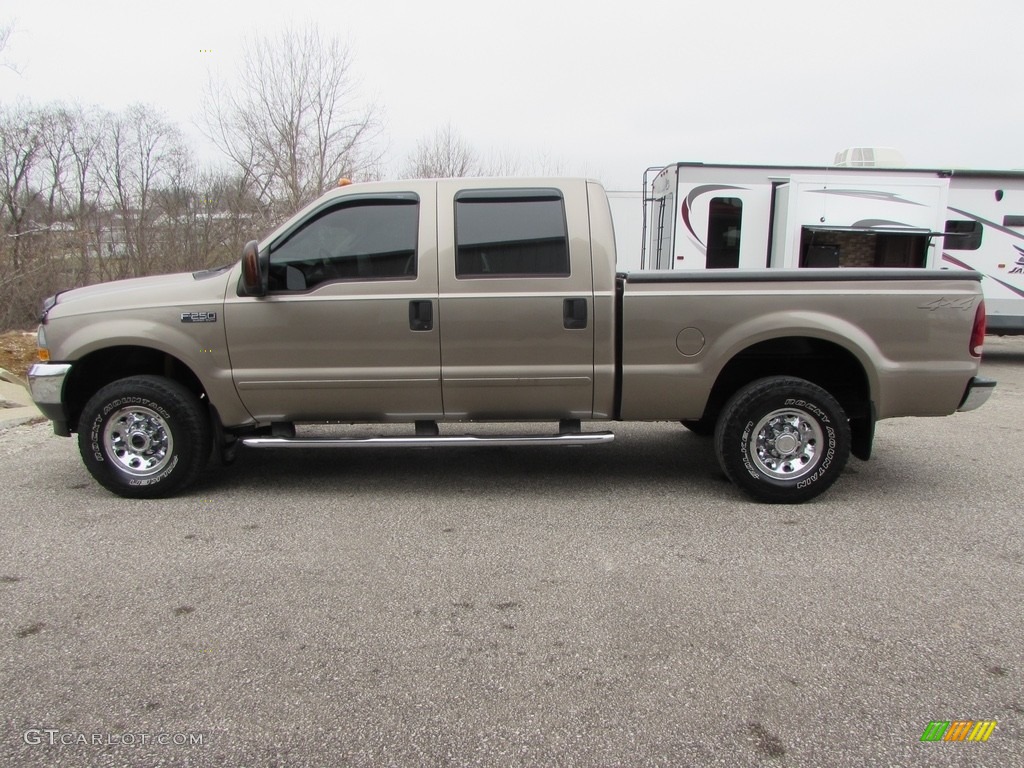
[917,297,976,311]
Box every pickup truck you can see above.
[27,178,995,503]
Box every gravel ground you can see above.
[0,339,1021,767]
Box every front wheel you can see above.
[714,376,850,503]
[78,376,211,499]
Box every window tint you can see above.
[706,197,742,268]
[455,191,569,277]
[269,199,418,291]
[944,219,983,251]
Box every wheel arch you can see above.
[701,336,875,459]
[64,346,206,433]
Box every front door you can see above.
[224,191,442,422]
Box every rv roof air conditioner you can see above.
[833,147,906,168]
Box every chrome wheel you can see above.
[716,377,850,503]
[102,405,174,477]
[749,407,824,481]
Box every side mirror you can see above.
[240,240,268,297]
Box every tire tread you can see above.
[714,376,851,503]
[77,375,210,499]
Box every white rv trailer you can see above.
[641,162,1024,334]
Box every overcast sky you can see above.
[2,0,1022,191]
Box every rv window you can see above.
[707,197,742,269]
[944,220,983,251]
[1003,215,1024,228]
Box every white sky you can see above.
[2,0,1022,191]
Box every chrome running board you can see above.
[242,431,615,449]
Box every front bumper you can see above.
[27,363,72,435]
[957,376,996,412]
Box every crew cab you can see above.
[28,178,994,502]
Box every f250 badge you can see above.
[181,311,218,323]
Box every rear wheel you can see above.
[78,376,210,498]
[714,376,850,503]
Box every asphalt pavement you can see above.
[0,340,1021,767]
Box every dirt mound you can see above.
[0,331,38,380]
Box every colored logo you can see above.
[920,720,997,742]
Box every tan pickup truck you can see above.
[28,178,994,503]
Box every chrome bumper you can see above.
[957,376,996,412]
[28,363,72,434]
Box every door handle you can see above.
[563,298,588,330]
[409,300,433,331]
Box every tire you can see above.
[713,376,850,503]
[77,376,211,499]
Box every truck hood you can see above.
[47,266,234,320]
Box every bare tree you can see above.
[151,163,245,275]
[404,124,569,179]
[0,20,18,73]
[200,25,383,220]
[198,168,266,260]
[57,105,106,285]
[0,102,71,329]
[1,46,389,331]
[36,106,76,219]
[0,97,240,331]
[482,148,568,177]
[404,123,483,178]
[0,102,42,272]
[98,104,189,278]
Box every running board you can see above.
[242,431,615,449]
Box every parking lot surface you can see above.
[1,339,1022,767]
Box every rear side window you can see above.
[455,190,570,277]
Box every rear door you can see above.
[436,181,595,419]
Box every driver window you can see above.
[268,199,419,291]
